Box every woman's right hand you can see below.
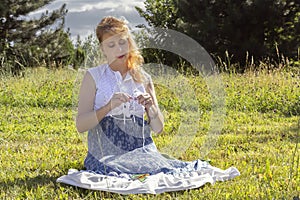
[109,92,131,110]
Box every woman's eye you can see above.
[108,42,115,48]
[119,39,127,45]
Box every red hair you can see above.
[96,16,145,83]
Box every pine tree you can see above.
[137,0,300,70]
[0,0,73,74]
[175,0,299,67]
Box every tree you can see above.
[135,0,190,73]
[136,0,300,70]
[0,0,74,74]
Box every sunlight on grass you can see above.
[0,67,299,199]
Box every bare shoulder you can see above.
[80,70,96,91]
[83,64,108,86]
[140,68,153,89]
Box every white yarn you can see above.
[88,64,147,150]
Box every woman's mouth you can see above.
[117,54,126,59]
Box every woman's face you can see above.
[101,32,130,67]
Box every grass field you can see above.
[0,66,299,199]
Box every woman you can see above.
[71,16,239,192]
[76,16,167,174]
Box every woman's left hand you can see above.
[136,93,153,110]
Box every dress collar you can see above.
[107,64,133,82]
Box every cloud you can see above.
[29,0,147,40]
[67,1,140,13]
[30,0,145,16]
[66,7,147,40]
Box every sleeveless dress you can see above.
[84,64,239,177]
[56,64,240,194]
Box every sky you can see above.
[30,0,147,41]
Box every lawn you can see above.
[0,66,299,199]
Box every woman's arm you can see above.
[145,80,164,133]
[76,71,99,133]
[76,71,131,133]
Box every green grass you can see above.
[0,67,299,199]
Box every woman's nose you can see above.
[117,44,123,52]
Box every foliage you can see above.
[72,36,86,69]
[0,66,299,199]
[0,1,74,75]
[136,0,300,71]
[135,0,186,72]
[71,34,106,69]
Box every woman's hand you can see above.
[109,92,131,110]
[136,93,154,110]
[136,92,160,123]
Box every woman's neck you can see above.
[109,63,129,78]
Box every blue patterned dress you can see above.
[84,64,213,176]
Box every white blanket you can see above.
[56,166,240,194]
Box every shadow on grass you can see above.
[282,119,300,144]
[0,174,57,191]
[250,119,300,144]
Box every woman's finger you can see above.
[137,93,152,105]
[117,92,131,102]
[110,92,131,109]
